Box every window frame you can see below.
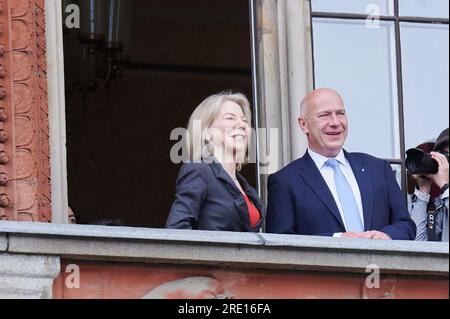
[48,0,266,224]
[47,0,70,224]
[310,0,450,191]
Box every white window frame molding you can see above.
[252,0,313,202]
[253,0,313,168]
[46,0,69,224]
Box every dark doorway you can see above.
[63,0,255,227]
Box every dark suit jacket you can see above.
[266,151,416,240]
[166,159,264,232]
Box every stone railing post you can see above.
[0,253,60,298]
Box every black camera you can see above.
[406,148,449,175]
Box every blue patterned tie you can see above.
[326,159,364,232]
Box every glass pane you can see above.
[399,0,449,19]
[401,23,449,150]
[313,18,400,159]
[312,0,394,15]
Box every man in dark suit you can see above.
[266,88,416,240]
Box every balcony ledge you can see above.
[0,221,448,276]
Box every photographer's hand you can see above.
[430,152,449,189]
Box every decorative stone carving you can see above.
[14,84,33,113]
[0,108,7,122]
[0,173,8,186]
[0,65,6,78]
[0,151,9,165]
[15,116,34,146]
[11,0,32,17]
[0,87,6,99]
[16,181,36,211]
[16,150,35,179]
[12,52,32,81]
[11,19,33,50]
[0,0,51,222]
[0,193,10,208]
[141,277,233,299]
[0,129,7,143]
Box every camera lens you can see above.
[405,148,439,175]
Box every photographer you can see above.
[408,128,449,242]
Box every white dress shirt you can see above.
[308,149,365,236]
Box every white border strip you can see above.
[45,0,69,224]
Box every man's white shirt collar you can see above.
[308,148,348,169]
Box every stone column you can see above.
[0,253,60,299]
[253,0,313,200]
[0,0,51,222]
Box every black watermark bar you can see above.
[1,299,446,317]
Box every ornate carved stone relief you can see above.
[0,0,51,222]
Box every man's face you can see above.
[299,90,348,158]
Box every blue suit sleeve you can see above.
[166,164,208,229]
[266,174,296,234]
[379,162,417,240]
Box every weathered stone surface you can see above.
[0,277,55,299]
[0,234,7,251]
[0,221,262,245]
[0,253,60,299]
[0,221,448,276]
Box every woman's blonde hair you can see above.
[185,91,252,169]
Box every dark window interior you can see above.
[63,0,255,227]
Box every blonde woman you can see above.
[166,92,264,232]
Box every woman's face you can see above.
[209,101,250,161]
